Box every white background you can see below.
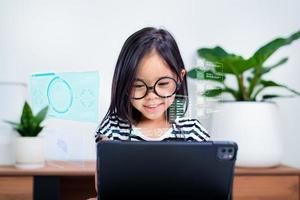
[0,0,299,167]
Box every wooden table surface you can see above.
[0,161,96,176]
[1,161,300,176]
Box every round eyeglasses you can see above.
[131,77,181,100]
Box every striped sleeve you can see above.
[174,118,210,141]
[95,116,114,142]
[95,114,132,142]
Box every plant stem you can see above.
[248,65,262,98]
[237,74,249,101]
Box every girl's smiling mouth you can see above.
[143,103,164,112]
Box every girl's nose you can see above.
[145,89,158,100]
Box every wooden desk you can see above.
[0,161,300,200]
[0,161,96,200]
[234,166,300,200]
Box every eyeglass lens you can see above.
[132,77,178,99]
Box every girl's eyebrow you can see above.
[135,76,175,81]
[134,78,145,81]
[134,77,156,83]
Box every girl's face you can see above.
[130,50,184,123]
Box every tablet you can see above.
[97,141,237,200]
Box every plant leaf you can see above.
[248,30,300,97]
[3,120,20,127]
[252,57,288,75]
[188,68,225,82]
[33,126,44,137]
[198,46,255,75]
[260,80,300,95]
[35,106,48,125]
[202,88,223,97]
[262,94,295,100]
[20,102,33,126]
[6,102,48,137]
[15,124,27,136]
[249,30,300,68]
[252,79,300,100]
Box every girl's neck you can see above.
[136,116,170,130]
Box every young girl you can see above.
[95,27,210,142]
[88,27,210,200]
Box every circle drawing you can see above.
[47,76,73,113]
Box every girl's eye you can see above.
[133,84,145,88]
[158,82,170,86]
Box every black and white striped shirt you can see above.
[95,114,210,142]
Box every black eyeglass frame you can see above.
[131,76,181,100]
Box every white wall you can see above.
[0,0,299,166]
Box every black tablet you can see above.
[97,141,237,200]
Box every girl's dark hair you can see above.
[104,27,188,124]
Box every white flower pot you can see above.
[210,102,283,167]
[15,136,45,169]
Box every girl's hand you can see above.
[96,134,110,142]
[86,198,97,200]
[100,135,110,141]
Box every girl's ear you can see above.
[180,69,186,81]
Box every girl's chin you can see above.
[141,111,166,121]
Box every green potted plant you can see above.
[188,30,300,167]
[5,101,48,169]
